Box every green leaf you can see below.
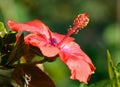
[116,63,120,84]
[0,22,7,38]
[107,50,120,87]
[79,83,88,87]
[88,50,120,87]
[0,68,14,86]
[116,63,120,73]
[12,64,56,87]
[107,50,116,81]
[89,79,111,87]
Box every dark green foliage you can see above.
[2,32,16,44]
[0,32,24,67]
[87,50,120,87]
[116,63,120,73]
[89,79,111,87]
[7,33,25,66]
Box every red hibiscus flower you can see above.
[8,14,96,84]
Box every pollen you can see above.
[66,13,90,38]
[73,14,89,29]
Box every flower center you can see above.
[50,38,58,46]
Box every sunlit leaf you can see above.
[107,50,120,87]
[107,50,116,80]
[12,64,56,87]
[0,22,7,38]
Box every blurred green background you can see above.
[0,0,119,87]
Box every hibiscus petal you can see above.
[60,41,95,66]
[40,46,59,57]
[25,34,59,57]
[8,20,51,39]
[26,20,51,38]
[59,41,95,83]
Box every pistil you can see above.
[57,14,89,47]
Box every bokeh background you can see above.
[0,0,119,87]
